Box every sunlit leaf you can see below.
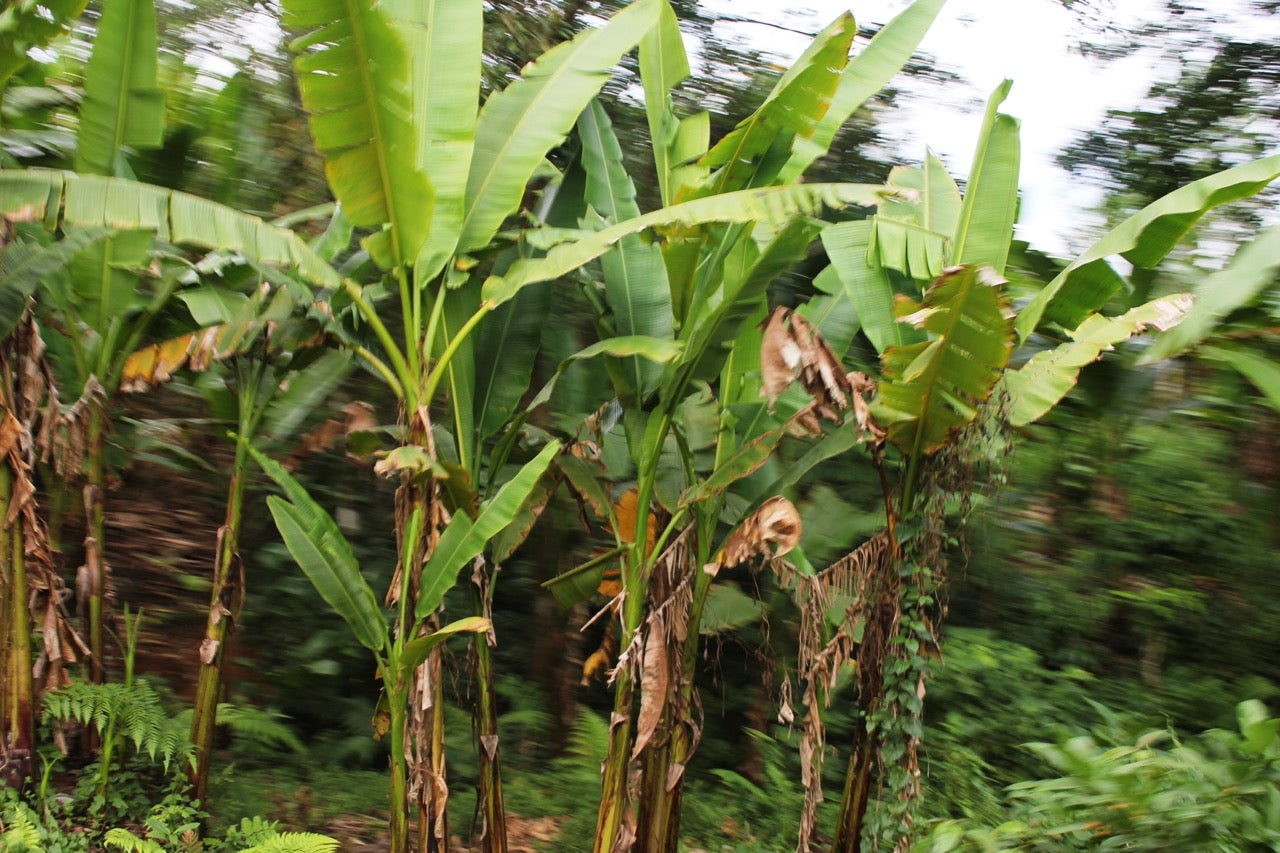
[1002,294,1192,426]
[74,0,164,177]
[874,265,1013,458]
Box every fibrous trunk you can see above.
[187,458,247,804]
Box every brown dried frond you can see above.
[51,376,106,480]
[0,311,81,696]
[705,496,801,577]
[773,531,895,852]
[760,307,853,414]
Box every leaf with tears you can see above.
[705,496,802,576]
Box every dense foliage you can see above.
[0,1,1277,852]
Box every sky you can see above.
[698,0,1277,256]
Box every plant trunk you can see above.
[633,565,710,853]
[388,681,410,853]
[1,462,34,789]
[473,584,508,853]
[411,651,448,853]
[83,407,108,684]
[594,668,636,852]
[188,453,248,804]
[831,713,876,853]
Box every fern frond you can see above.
[563,706,610,769]
[0,802,42,851]
[215,703,306,755]
[104,827,166,853]
[238,831,340,853]
[222,816,281,848]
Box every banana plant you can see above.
[487,2,948,848]
[116,275,356,805]
[815,88,1280,850]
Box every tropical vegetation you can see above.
[0,0,1277,851]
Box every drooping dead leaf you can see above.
[705,496,801,576]
[631,626,669,758]
[0,410,21,459]
[760,307,853,415]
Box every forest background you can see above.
[0,0,1278,851]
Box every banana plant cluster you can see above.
[3,0,1280,852]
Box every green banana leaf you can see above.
[1017,152,1280,340]
[638,0,691,206]
[698,13,854,195]
[578,98,674,401]
[262,351,355,444]
[66,228,153,335]
[73,0,164,177]
[457,0,662,253]
[523,336,684,414]
[796,279,861,360]
[778,0,947,183]
[868,152,962,282]
[483,182,886,307]
[251,447,388,654]
[874,265,1013,459]
[435,277,480,464]
[473,280,553,440]
[397,616,491,680]
[1002,294,1193,426]
[822,220,903,354]
[0,171,343,291]
[285,0,432,268]
[700,585,764,635]
[679,218,824,385]
[381,0,482,280]
[1141,224,1280,363]
[415,440,562,619]
[951,80,1020,275]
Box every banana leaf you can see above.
[1141,224,1280,362]
[874,265,1013,460]
[285,0,432,267]
[415,441,562,619]
[73,0,164,177]
[1017,153,1280,340]
[1002,294,1192,426]
[252,446,388,654]
[484,182,886,307]
[578,98,674,401]
[457,0,662,253]
[0,170,342,291]
[778,0,946,183]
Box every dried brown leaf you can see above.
[631,628,669,758]
[705,496,801,576]
[759,307,853,416]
